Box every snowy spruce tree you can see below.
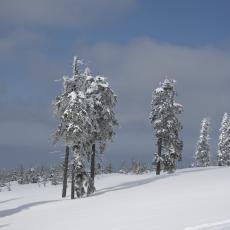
[150,79,183,175]
[53,57,93,198]
[194,118,210,167]
[85,75,118,183]
[217,113,230,166]
[52,56,118,198]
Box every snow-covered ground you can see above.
[1,167,230,230]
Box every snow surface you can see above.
[1,167,230,230]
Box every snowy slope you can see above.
[1,167,230,230]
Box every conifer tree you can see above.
[194,118,211,167]
[150,79,183,174]
[86,75,118,183]
[217,113,230,166]
[53,57,93,198]
[52,56,118,197]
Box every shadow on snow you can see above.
[0,200,60,218]
[0,197,23,204]
[93,167,220,197]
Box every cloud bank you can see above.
[76,38,230,164]
[1,34,230,167]
[0,0,137,28]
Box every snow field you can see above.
[1,167,230,230]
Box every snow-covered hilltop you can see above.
[1,167,230,230]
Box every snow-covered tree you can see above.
[149,79,183,175]
[194,118,211,167]
[119,160,129,174]
[217,113,230,166]
[131,160,147,174]
[105,163,113,174]
[53,57,93,198]
[52,56,118,198]
[86,75,118,183]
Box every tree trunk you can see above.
[156,138,162,175]
[90,143,96,183]
[62,146,69,198]
[71,163,75,199]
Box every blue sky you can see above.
[0,0,230,169]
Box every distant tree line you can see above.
[0,165,62,192]
[119,160,152,174]
[0,161,116,192]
